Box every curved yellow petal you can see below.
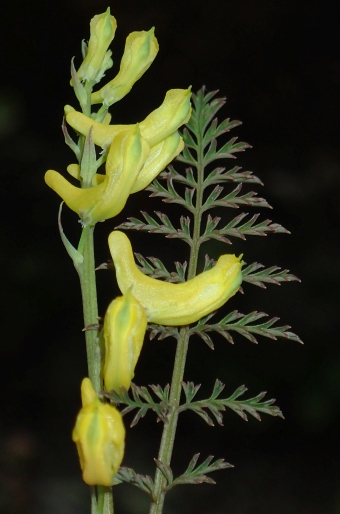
[66,108,126,148]
[92,126,149,221]
[108,231,242,326]
[66,88,191,149]
[139,88,192,146]
[130,131,184,193]
[45,127,150,225]
[45,169,88,210]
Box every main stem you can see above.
[149,126,205,514]
[78,225,100,390]
[77,226,113,514]
[73,81,114,514]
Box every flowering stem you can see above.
[77,226,113,514]
[149,131,205,514]
[71,80,115,514]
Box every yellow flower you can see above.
[65,88,192,148]
[65,130,184,194]
[45,125,150,226]
[46,90,191,225]
[72,378,125,486]
[91,28,159,106]
[77,9,117,83]
[108,231,243,326]
[103,291,147,392]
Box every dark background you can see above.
[1,1,339,513]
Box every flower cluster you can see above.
[45,89,191,226]
[44,8,191,227]
[55,9,243,487]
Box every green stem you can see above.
[149,119,205,514]
[77,225,101,391]
[97,486,114,514]
[149,328,189,514]
[72,77,114,514]
[187,121,204,278]
[77,225,114,514]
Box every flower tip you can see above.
[81,377,97,406]
[148,26,158,46]
[44,169,57,187]
[64,104,75,115]
[67,163,80,180]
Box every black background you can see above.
[1,1,339,513]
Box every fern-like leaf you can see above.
[146,178,195,212]
[166,454,233,490]
[102,383,170,426]
[134,253,185,283]
[117,211,192,244]
[242,262,300,288]
[202,183,271,211]
[190,310,302,346]
[200,213,289,244]
[179,380,284,424]
[148,324,180,341]
[204,165,263,186]
[203,137,251,166]
[115,467,155,498]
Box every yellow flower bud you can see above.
[45,125,150,225]
[77,9,117,83]
[103,291,147,392]
[108,231,243,326]
[72,378,125,486]
[66,88,192,149]
[91,28,159,106]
